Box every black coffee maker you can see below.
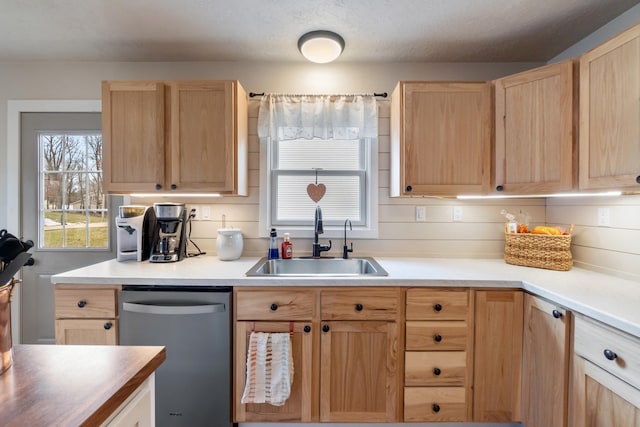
[149,203,187,263]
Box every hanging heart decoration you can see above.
[307,183,326,203]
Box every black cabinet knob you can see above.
[171,184,177,190]
[434,303,443,312]
[636,175,640,184]
[304,325,311,333]
[103,322,112,330]
[322,324,330,333]
[496,185,504,192]
[77,300,87,308]
[406,185,412,192]
[432,404,440,413]
[552,309,562,319]
[434,334,442,343]
[270,303,278,311]
[433,367,441,376]
[604,349,618,361]
[355,303,363,312]
[155,183,162,190]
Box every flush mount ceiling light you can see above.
[298,30,345,63]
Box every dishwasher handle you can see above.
[122,301,226,316]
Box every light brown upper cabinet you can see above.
[102,80,248,195]
[390,82,492,197]
[579,22,640,191]
[494,61,577,194]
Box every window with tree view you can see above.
[39,132,107,248]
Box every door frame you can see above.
[6,99,101,343]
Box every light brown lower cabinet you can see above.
[404,288,474,422]
[234,321,314,422]
[233,287,401,423]
[320,320,398,422]
[473,290,523,422]
[54,286,120,345]
[521,294,571,427]
[571,315,640,427]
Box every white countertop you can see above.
[52,256,640,338]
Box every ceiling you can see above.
[0,0,638,63]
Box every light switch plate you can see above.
[597,207,610,226]
[415,206,426,222]
[453,206,463,222]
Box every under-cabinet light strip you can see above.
[457,191,622,200]
[130,193,223,198]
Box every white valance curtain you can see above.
[257,94,378,140]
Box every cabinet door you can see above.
[571,356,640,427]
[494,61,576,194]
[234,321,314,422]
[391,81,491,196]
[102,81,166,193]
[579,23,640,191]
[320,321,398,422]
[521,294,570,427]
[473,290,523,422]
[55,318,117,345]
[169,81,244,193]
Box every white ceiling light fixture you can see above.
[298,30,345,63]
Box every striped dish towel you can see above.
[241,332,294,406]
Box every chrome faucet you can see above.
[312,206,331,257]
[343,219,353,259]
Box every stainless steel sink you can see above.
[245,256,388,277]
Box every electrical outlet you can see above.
[190,205,200,220]
[453,206,463,222]
[598,207,610,226]
[415,206,426,222]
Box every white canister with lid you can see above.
[216,228,243,261]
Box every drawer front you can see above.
[55,289,117,318]
[321,288,399,320]
[406,289,469,320]
[405,351,467,386]
[406,321,468,350]
[404,387,467,422]
[574,315,640,389]
[236,290,315,320]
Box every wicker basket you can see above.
[504,225,574,271]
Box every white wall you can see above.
[549,3,640,63]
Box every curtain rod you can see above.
[249,92,388,98]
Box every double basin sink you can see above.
[245,256,388,277]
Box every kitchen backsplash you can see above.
[132,100,640,280]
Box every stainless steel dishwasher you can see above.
[119,286,233,427]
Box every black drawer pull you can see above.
[171,184,177,190]
[270,303,278,311]
[552,309,562,319]
[155,183,162,190]
[636,175,640,184]
[434,303,442,312]
[322,324,330,333]
[604,349,618,361]
[304,325,311,333]
[355,303,363,311]
[434,334,442,343]
[496,185,504,192]
[406,185,412,192]
[103,322,113,330]
[432,404,440,413]
[77,300,87,308]
[433,367,441,376]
